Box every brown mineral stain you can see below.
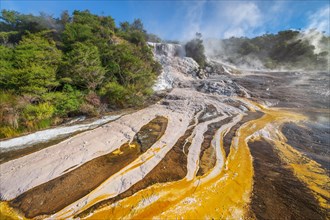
[9,116,168,218]
[197,117,233,176]
[249,139,327,219]
[4,99,328,220]
[223,111,263,157]
[86,102,314,220]
[77,115,199,218]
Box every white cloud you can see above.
[152,1,327,42]
[178,1,263,40]
[306,5,330,33]
[225,2,261,27]
[269,0,286,13]
[223,28,245,39]
[301,5,330,53]
[181,0,206,40]
[223,2,262,38]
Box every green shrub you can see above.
[42,84,82,116]
[0,91,20,128]
[99,82,128,107]
[0,126,20,138]
[22,102,55,129]
[79,102,98,116]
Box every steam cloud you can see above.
[180,1,263,40]
[300,5,330,54]
[189,2,329,71]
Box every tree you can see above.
[120,21,130,32]
[64,42,105,90]
[0,10,161,135]
[101,43,155,86]
[97,15,115,40]
[0,10,54,35]
[22,102,55,129]
[0,10,20,30]
[0,31,19,44]
[0,45,13,66]
[60,10,70,26]
[131,19,145,32]
[129,30,146,46]
[99,42,157,107]
[62,23,93,48]
[185,32,206,67]
[0,45,14,89]
[239,41,260,55]
[6,33,61,95]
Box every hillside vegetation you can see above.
[205,30,330,70]
[185,33,207,68]
[0,10,161,138]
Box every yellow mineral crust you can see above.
[85,109,265,219]
[0,202,27,220]
[268,128,330,210]
[249,107,329,211]
[2,101,328,219]
[86,102,321,220]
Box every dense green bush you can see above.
[0,9,161,137]
[22,103,55,129]
[42,85,82,116]
[62,23,93,47]
[99,82,128,107]
[12,33,62,95]
[63,42,106,90]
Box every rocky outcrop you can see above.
[197,80,250,97]
[148,43,199,90]
[149,42,246,98]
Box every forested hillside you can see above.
[205,30,330,70]
[0,10,161,138]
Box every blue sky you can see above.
[1,0,329,40]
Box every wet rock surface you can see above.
[0,135,71,164]
[232,71,330,109]
[197,80,248,97]
[223,111,264,157]
[197,117,233,176]
[1,43,329,220]
[77,115,199,218]
[10,116,168,218]
[282,122,330,170]
[249,140,327,219]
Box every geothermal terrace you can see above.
[0,43,329,219]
